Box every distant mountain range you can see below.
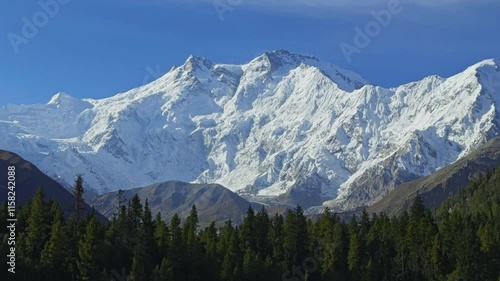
[2,146,500,224]
[1,50,499,212]
[90,181,262,225]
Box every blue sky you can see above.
[0,0,499,105]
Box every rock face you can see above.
[1,50,499,211]
[367,136,500,216]
[89,181,261,226]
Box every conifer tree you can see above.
[77,216,101,281]
[154,212,170,262]
[130,199,156,281]
[73,175,85,225]
[431,234,444,280]
[19,188,48,268]
[201,221,218,258]
[169,213,183,257]
[10,166,500,281]
[410,192,425,222]
[217,219,234,257]
[283,206,308,269]
[269,213,285,267]
[239,206,256,252]
[151,257,174,281]
[128,194,143,243]
[347,215,362,277]
[40,207,71,280]
[255,206,271,258]
[129,253,148,281]
[142,200,156,270]
[221,230,242,281]
[242,248,259,281]
[183,205,199,251]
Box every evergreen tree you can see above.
[200,221,218,258]
[19,188,48,271]
[40,208,71,280]
[239,206,256,252]
[117,189,126,209]
[410,192,425,222]
[104,201,131,274]
[73,175,85,225]
[129,199,156,281]
[10,165,500,281]
[169,213,183,258]
[283,206,308,269]
[151,257,173,281]
[431,234,444,280]
[269,214,285,267]
[347,215,363,280]
[128,194,143,245]
[142,200,156,272]
[183,205,199,252]
[220,230,242,281]
[76,216,101,281]
[217,219,235,258]
[242,248,260,281]
[154,212,170,262]
[254,206,271,258]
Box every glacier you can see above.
[1,50,499,210]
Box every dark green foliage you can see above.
[11,169,500,281]
[73,175,85,224]
[283,205,308,269]
[77,216,102,281]
[129,199,156,281]
[40,207,71,280]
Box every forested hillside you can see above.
[2,169,500,281]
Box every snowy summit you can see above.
[1,51,499,211]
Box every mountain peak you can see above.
[458,58,499,75]
[47,92,92,110]
[3,53,499,212]
[47,92,76,105]
[474,58,499,68]
[466,58,500,91]
[264,49,318,61]
[250,49,318,73]
[182,55,214,72]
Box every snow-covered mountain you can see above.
[1,50,499,210]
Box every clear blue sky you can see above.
[1,0,499,105]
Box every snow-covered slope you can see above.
[1,50,499,210]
